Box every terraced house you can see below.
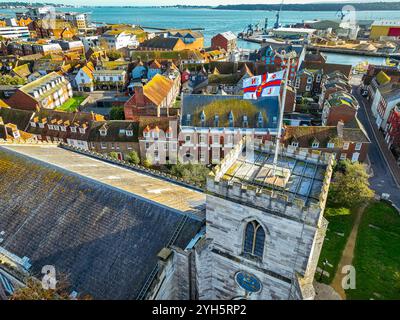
[5,72,73,111]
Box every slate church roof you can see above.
[0,145,205,299]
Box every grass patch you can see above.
[317,206,355,284]
[346,201,400,300]
[56,96,86,112]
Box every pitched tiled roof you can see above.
[0,146,204,299]
[140,37,181,50]
[88,121,139,142]
[12,64,31,78]
[144,74,174,106]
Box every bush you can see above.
[109,152,119,160]
[170,162,210,187]
[127,151,140,165]
[142,158,152,168]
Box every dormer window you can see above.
[327,142,335,149]
[100,129,107,136]
[228,111,234,127]
[200,111,206,127]
[39,123,45,128]
[242,115,248,128]
[291,141,299,147]
[257,112,263,128]
[30,121,36,127]
[126,130,133,137]
[312,140,319,148]
[214,115,219,127]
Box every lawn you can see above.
[56,96,86,112]
[346,201,400,300]
[317,206,355,284]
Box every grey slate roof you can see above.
[0,146,204,299]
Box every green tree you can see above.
[0,75,27,85]
[127,151,140,165]
[109,152,119,160]
[170,162,210,187]
[106,50,122,61]
[328,160,374,208]
[109,106,125,120]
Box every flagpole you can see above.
[272,55,291,176]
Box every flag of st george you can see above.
[243,70,285,100]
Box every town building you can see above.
[370,20,400,40]
[283,119,370,162]
[370,82,400,131]
[158,30,204,50]
[179,94,279,164]
[74,62,95,92]
[88,121,139,159]
[100,30,139,50]
[6,72,73,111]
[93,69,127,91]
[0,25,30,39]
[32,20,77,39]
[124,74,180,119]
[211,31,237,53]
[64,12,90,31]
[322,91,359,126]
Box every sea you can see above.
[2,6,400,66]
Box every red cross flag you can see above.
[243,70,285,100]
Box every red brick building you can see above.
[211,31,237,53]
[385,105,400,149]
[322,92,359,126]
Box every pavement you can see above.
[351,79,400,208]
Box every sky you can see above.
[2,0,400,6]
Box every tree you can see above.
[0,75,27,85]
[109,106,125,120]
[170,162,210,187]
[127,151,140,165]
[328,160,374,208]
[107,50,122,61]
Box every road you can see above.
[351,82,400,208]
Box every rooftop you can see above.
[0,144,205,299]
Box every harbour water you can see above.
[0,6,397,65]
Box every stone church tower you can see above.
[194,143,333,300]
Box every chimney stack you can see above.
[134,83,145,108]
[337,120,344,139]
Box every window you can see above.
[312,141,319,148]
[243,221,265,258]
[126,130,133,137]
[213,135,219,144]
[185,135,191,143]
[327,142,335,149]
[306,85,311,92]
[355,143,362,151]
[291,141,299,147]
[79,128,86,134]
[30,122,36,127]
[70,126,77,133]
[199,134,206,144]
[307,77,313,84]
[100,142,107,149]
[343,142,350,150]
[340,153,347,160]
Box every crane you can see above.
[274,0,284,29]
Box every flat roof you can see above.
[1,144,205,218]
[221,150,327,206]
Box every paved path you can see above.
[330,203,367,300]
[352,86,400,208]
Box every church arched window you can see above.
[243,221,265,258]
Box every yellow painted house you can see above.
[370,20,400,40]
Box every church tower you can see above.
[195,141,333,300]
